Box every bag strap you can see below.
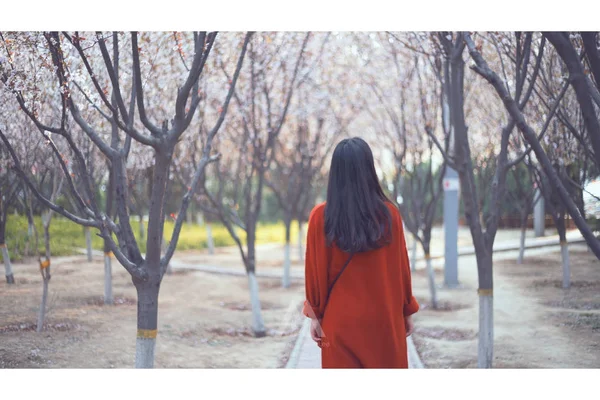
[323,253,355,311]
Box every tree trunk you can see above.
[533,189,545,237]
[552,212,570,289]
[476,250,494,368]
[2,244,14,284]
[37,268,50,333]
[23,188,36,257]
[85,227,93,262]
[103,165,115,304]
[134,279,161,368]
[37,224,51,333]
[451,38,495,368]
[206,223,215,255]
[104,253,113,304]
[561,239,570,289]
[135,150,171,368]
[34,203,52,332]
[246,230,266,337]
[282,217,292,288]
[478,290,494,368]
[556,214,570,288]
[43,221,51,261]
[1,203,13,283]
[424,251,438,309]
[247,271,266,337]
[298,220,304,262]
[25,203,40,260]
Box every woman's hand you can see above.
[310,318,323,343]
[405,315,414,337]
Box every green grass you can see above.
[1,215,300,262]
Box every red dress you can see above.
[302,202,419,368]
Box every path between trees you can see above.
[66,229,585,368]
[284,318,424,368]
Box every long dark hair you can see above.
[324,137,393,253]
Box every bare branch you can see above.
[465,32,600,259]
[131,32,165,137]
[0,128,100,228]
[162,32,253,268]
[174,32,208,123]
[206,32,254,140]
[72,81,113,122]
[506,78,570,169]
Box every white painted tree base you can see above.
[135,338,156,368]
[3,247,14,284]
[37,279,49,333]
[247,272,266,336]
[104,255,113,305]
[410,239,417,272]
[426,257,438,308]
[517,228,526,264]
[561,242,570,289]
[206,224,215,255]
[478,294,493,368]
[282,243,291,288]
[85,228,93,262]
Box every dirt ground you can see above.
[411,244,600,368]
[5,238,598,369]
[0,252,306,368]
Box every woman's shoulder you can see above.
[384,200,401,218]
[309,202,327,221]
[384,201,405,230]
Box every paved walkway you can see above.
[419,229,585,261]
[284,318,424,368]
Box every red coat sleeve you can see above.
[397,211,420,317]
[302,205,327,320]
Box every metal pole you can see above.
[443,167,460,287]
[534,188,545,237]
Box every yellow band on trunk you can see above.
[424,254,431,260]
[137,329,157,339]
[0,243,6,248]
[478,288,493,296]
[40,259,51,269]
[105,251,113,257]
